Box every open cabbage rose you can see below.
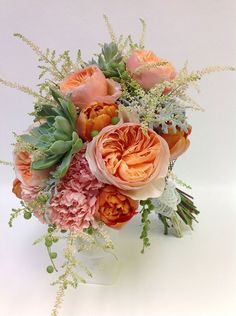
[95,185,138,229]
[160,125,192,160]
[126,49,176,90]
[60,65,121,108]
[85,123,170,200]
[77,102,119,141]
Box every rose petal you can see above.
[119,176,166,200]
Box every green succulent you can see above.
[89,42,126,81]
[21,88,83,179]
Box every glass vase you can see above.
[76,228,120,285]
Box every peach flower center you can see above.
[99,125,161,184]
[60,66,98,93]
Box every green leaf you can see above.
[50,87,63,104]
[32,155,62,170]
[54,116,72,135]
[54,130,71,141]
[47,140,73,155]
[53,149,73,178]
[58,98,77,130]
[20,134,38,147]
[67,102,77,124]
[35,104,62,118]
[72,138,83,153]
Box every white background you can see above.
[0,0,236,315]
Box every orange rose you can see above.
[77,102,119,141]
[12,178,22,199]
[14,151,50,187]
[126,49,176,90]
[85,123,170,200]
[60,66,121,108]
[160,125,192,160]
[95,185,138,229]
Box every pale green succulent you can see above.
[89,42,126,81]
[20,88,83,179]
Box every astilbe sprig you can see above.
[0,160,13,166]
[13,33,74,82]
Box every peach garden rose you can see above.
[160,125,192,160]
[126,49,176,90]
[85,123,170,200]
[60,65,121,108]
[14,151,50,187]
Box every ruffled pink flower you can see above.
[20,183,41,202]
[12,179,46,223]
[60,66,121,108]
[48,149,104,231]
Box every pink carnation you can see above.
[21,183,41,202]
[20,184,46,223]
[48,149,104,231]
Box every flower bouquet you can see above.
[0,16,234,316]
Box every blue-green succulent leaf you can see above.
[32,154,63,170]
[47,140,73,155]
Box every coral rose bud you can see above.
[95,185,138,229]
[85,123,170,200]
[160,125,192,160]
[12,178,22,199]
[77,102,119,141]
[60,66,121,108]
[126,49,176,90]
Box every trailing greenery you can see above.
[140,199,154,253]
[8,201,33,227]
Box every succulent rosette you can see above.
[1,15,232,316]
